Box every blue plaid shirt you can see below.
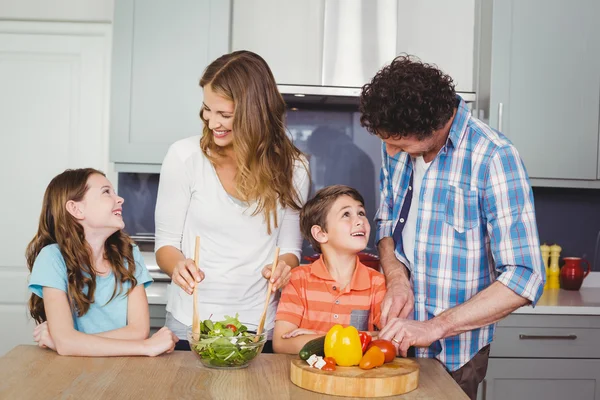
[376,97,545,371]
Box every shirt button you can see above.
[408,186,412,191]
[333,314,339,319]
[333,286,337,290]
[335,300,340,304]
[399,218,405,223]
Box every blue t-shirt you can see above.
[28,243,153,334]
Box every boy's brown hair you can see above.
[300,185,365,253]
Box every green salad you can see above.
[191,314,264,367]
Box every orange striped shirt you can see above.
[275,255,387,332]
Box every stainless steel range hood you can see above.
[275,0,476,105]
[233,0,476,105]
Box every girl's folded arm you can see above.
[44,287,151,357]
[92,285,150,340]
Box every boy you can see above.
[273,185,386,354]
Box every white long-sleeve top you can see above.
[155,136,310,337]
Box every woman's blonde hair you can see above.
[199,50,307,233]
[26,168,137,323]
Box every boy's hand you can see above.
[281,328,320,338]
[262,259,292,291]
[33,321,56,351]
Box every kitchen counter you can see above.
[513,287,600,315]
[0,345,468,400]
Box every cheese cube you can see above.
[314,357,326,370]
[306,354,318,367]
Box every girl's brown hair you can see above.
[26,168,137,324]
[199,50,307,233]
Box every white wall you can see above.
[0,0,113,21]
[0,20,112,356]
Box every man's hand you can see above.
[377,237,414,325]
[380,267,414,326]
[378,318,444,357]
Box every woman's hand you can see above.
[262,259,292,291]
[33,321,56,351]
[172,258,205,295]
[144,327,179,357]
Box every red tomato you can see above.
[322,357,337,371]
[367,339,396,363]
[225,324,237,333]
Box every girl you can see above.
[155,50,310,350]
[28,168,178,356]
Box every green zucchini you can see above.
[298,336,326,360]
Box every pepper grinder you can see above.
[547,244,562,290]
[540,244,550,291]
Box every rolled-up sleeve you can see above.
[277,160,310,262]
[154,143,193,252]
[484,145,545,305]
[375,144,394,243]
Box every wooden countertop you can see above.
[0,345,468,399]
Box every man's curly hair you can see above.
[359,55,456,140]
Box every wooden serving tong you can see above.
[255,247,280,341]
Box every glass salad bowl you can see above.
[187,315,267,369]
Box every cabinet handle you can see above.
[518,334,577,340]
[497,102,503,132]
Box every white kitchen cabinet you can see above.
[396,0,475,92]
[231,0,325,86]
[0,21,112,356]
[149,304,166,335]
[489,0,600,182]
[0,0,113,22]
[110,0,231,166]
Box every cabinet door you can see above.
[484,358,600,400]
[110,0,231,165]
[396,0,475,92]
[489,0,600,180]
[0,21,111,355]
[231,0,325,86]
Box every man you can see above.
[359,55,545,400]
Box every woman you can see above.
[155,51,310,351]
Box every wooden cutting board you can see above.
[290,358,419,398]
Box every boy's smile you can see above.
[321,195,370,253]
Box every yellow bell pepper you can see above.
[324,324,363,367]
